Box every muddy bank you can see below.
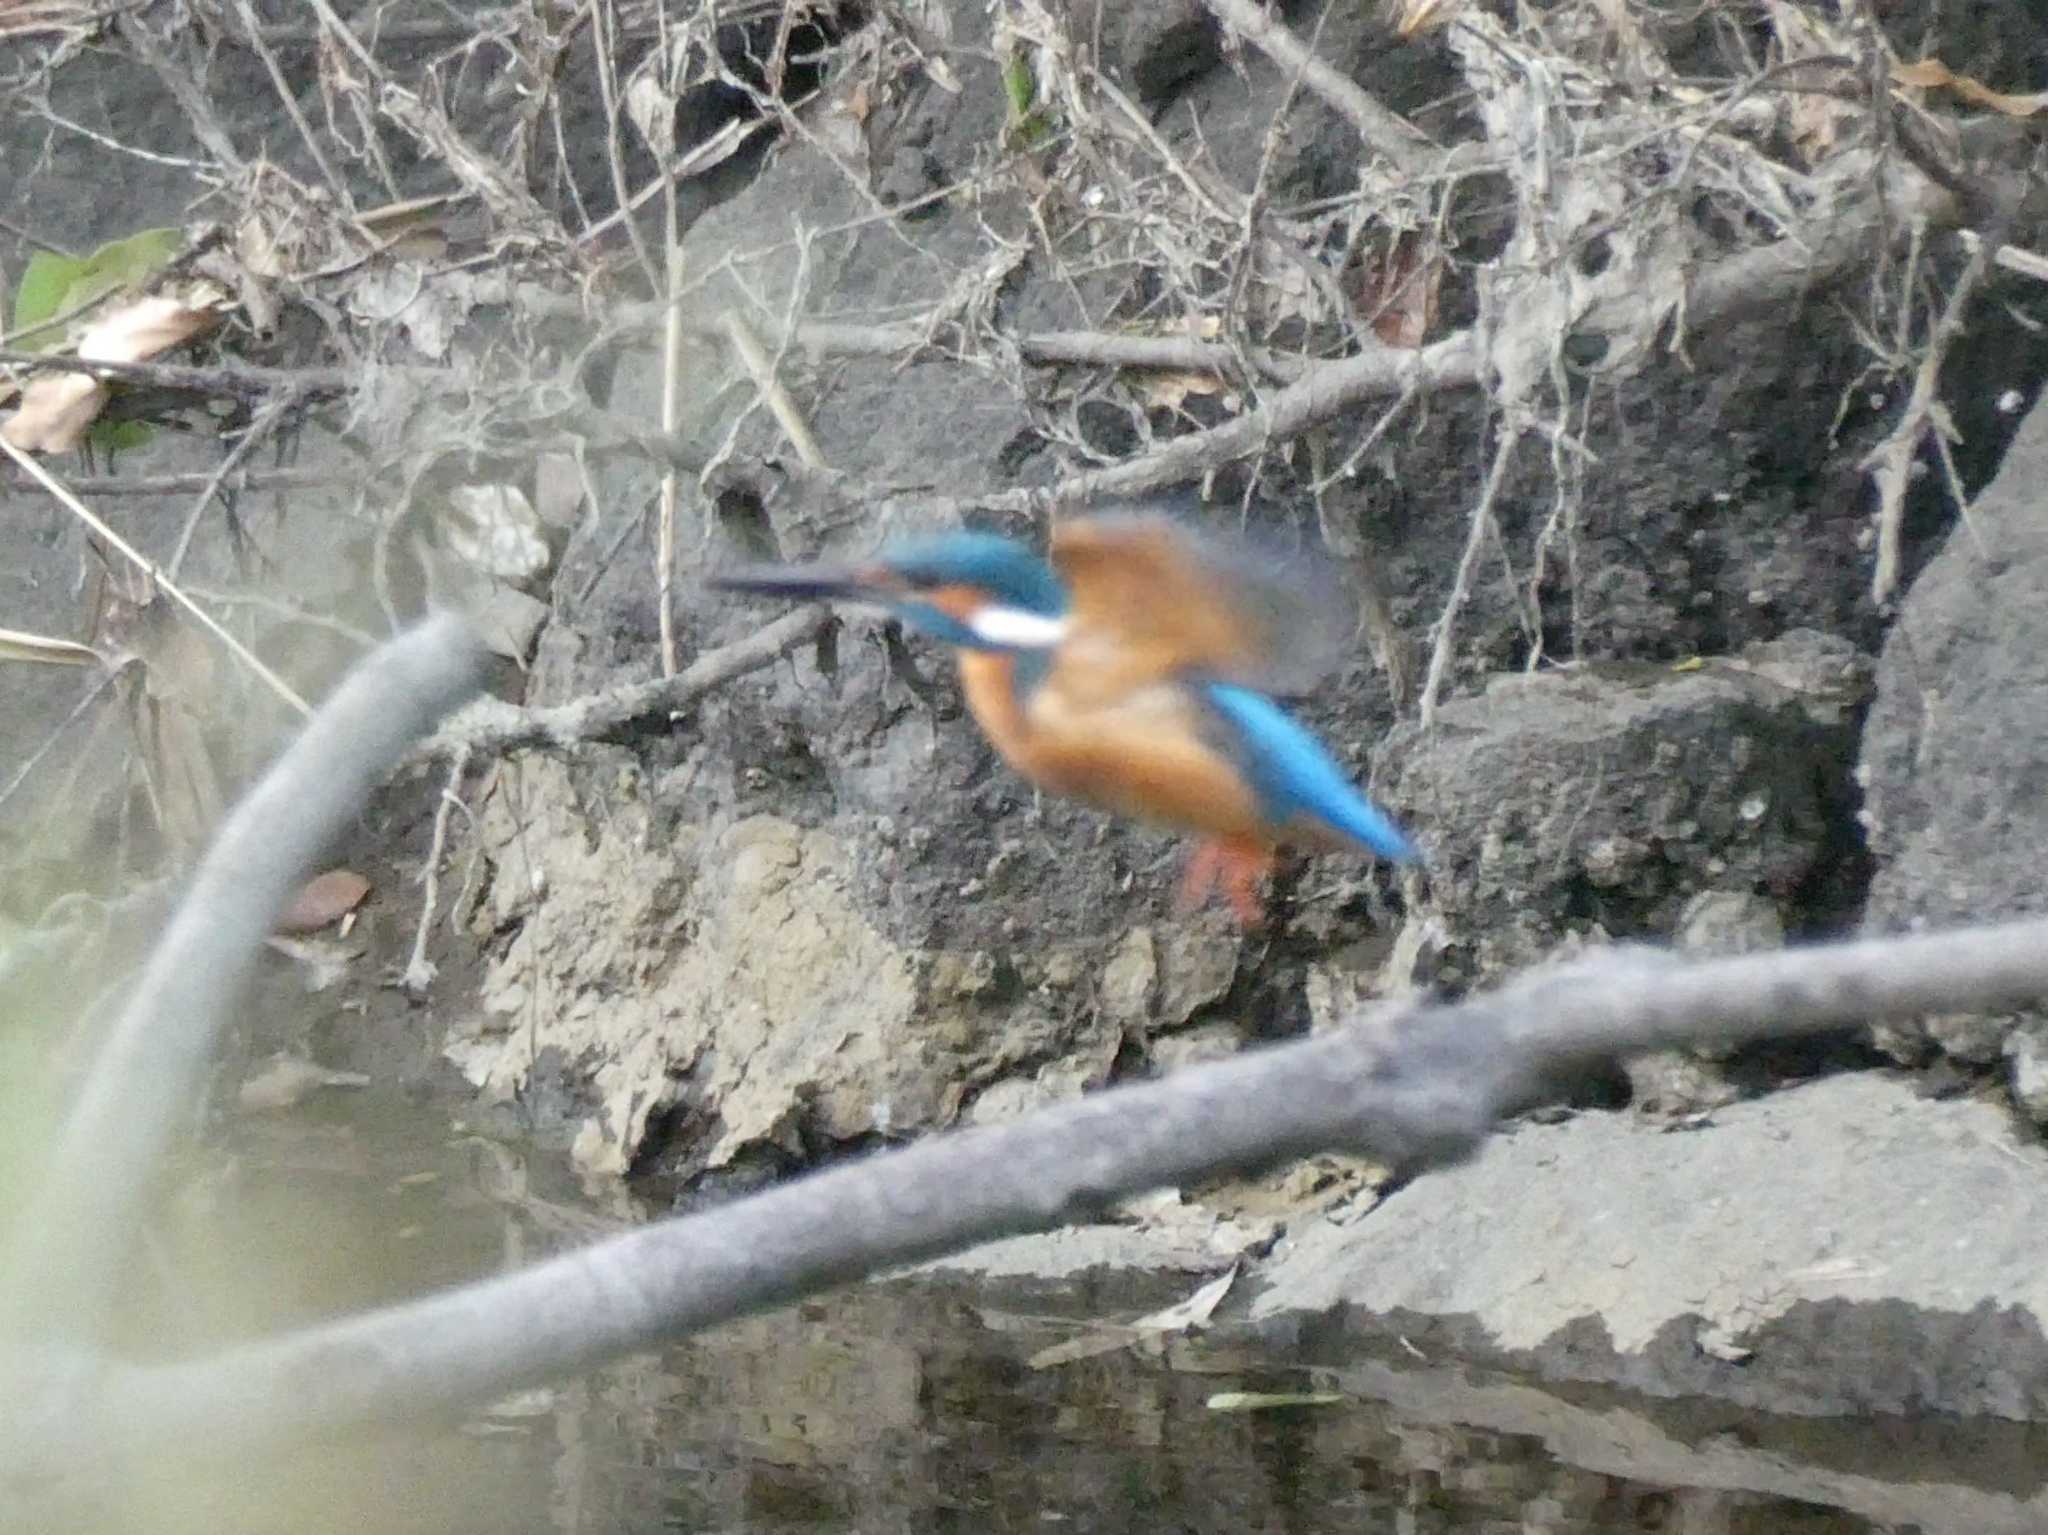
[10,0,2048,1446]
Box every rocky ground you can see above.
[7,0,2048,1428]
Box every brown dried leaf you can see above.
[1140,368,1225,409]
[1,373,106,453]
[1355,236,1442,350]
[1891,57,2048,117]
[2,291,227,453]
[277,869,373,935]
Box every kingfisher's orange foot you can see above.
[1177,838,1276,927]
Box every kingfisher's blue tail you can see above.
[1201,683,1419,863]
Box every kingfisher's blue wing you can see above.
[1045,512,1351,708]
[1200,682,1417,862]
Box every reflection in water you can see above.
[97,1094,2048,1533]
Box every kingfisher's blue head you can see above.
[711,529,1070,652]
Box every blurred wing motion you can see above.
[1045,512,1349,708]
[1199,683,1415,862]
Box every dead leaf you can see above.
[1891,57,2048,117]
[3,289,228,453]
[439,483,552,584]
[1390,0,1462,38]
[1140,368,1225,410]
[277,868,372,934]
[2,371,104,454]
[0,626,99,666]
[1355,235,1441,349]
[625,66,676,159]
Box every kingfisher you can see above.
[709,512,1419,923]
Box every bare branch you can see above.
[1866,220,2001,608]
[415,605,833,760]
[0,349,354,404]
[0,468,342,499]
[0,616,485,1355]
[1051,332,1482,507]
[1419,423,1518,725]
[1194,0,1442,177]
[32,905,2048,1476]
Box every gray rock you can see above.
[1251,1070,2048,1419]
[1860,395,2048,1076]
[1378,643,1860,987]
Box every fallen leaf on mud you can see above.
[1891,57,2048,117]
[0,626,99,666]
[277,868,372,934]
[237,1053,373,1112]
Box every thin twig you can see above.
[1865,223,2000,608]
[656,239,687,677]
[1195,0,1440,177]
[590,0,662,290]
[0,349,354,403]
[1419,423,1518,726]
[0,439,314,717]
[0,663,126,820]
[165,397,288,579]
[402,743,471,995]
[722,312,829,468]
[0,467,342,499]
[1052,332,1482,508]
[232,0,354,212]
[415,604,832,760]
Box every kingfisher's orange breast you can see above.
[955,653,1271,844]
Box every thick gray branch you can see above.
[43,914,2048,1478]
[0,615,486,1351]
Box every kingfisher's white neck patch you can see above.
[967,606,1068,649]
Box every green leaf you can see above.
[11,251,88,351]
[1002,53,1035,120]
[9,229,183,353]
[81,227,183,291]
[90,419,156,455]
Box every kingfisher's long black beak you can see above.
[707,561,901,603]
